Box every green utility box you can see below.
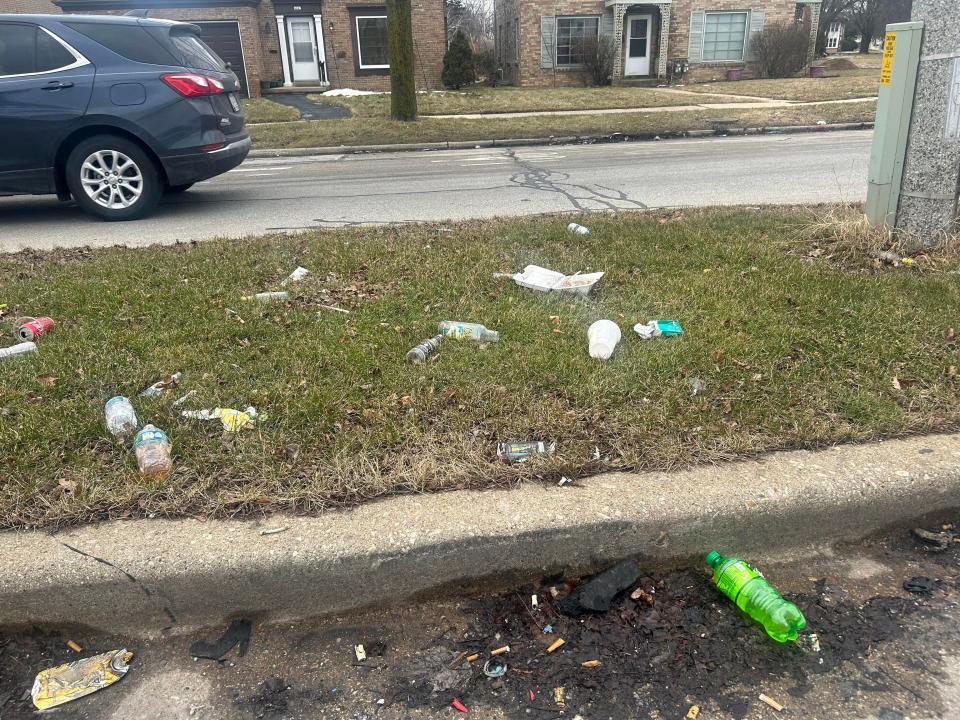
[865,21,924,228]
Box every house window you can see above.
[355,15,388,68]
[826,21,842,49]
[555,16,599,66]
[702,11,748,62]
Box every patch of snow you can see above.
[322,88,383,96]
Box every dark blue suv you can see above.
[0,14,249,220]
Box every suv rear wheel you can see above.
[65,135,162,221]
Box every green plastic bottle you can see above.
[706,551,806,643]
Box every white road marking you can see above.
[230,166,291,172]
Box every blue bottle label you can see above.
[134,428,168,449]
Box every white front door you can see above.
[624,14,652,76]
[286,16,320,82]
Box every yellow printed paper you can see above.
[880,32,897,85]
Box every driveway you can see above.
[0,131,871,251]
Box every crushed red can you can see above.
[17,317,54,341]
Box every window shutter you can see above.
[688,11,705,64]
[745,9,764,60]
[540,16,556,68]
[600,12,614,41]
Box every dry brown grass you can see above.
[785,205,960,273]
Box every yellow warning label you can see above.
[880,32,897,85]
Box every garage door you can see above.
[195,21,249,97]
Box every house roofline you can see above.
[54,0,261,10]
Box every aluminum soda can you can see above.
[17,317,54,341]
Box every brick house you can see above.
[494,0,821,85]
[4,0,445,96]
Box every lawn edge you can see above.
[248,121,874,157]
[2,431,955,636]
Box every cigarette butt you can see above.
[490,645,510,656]
[355,644,366,662]
[66,640,83,653]
[554,687,565,707]
[466,653,480,662]
[581,659,601,668]
[759,694,784,712]
[546,638,565,653]
[549,586,560,597]
[686,705,700,719]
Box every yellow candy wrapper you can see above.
[32,649,133,710]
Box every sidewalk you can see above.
[425,96,879,120]
[3,432,957,636]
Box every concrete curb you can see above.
[248,122,875,158]
[1,431,953,636]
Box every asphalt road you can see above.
[2,527,958,719]
[0,131,871,252]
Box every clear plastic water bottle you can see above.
[104,396,139,439]
[567,222,590,236]
[134,424,173,481]
[0,341,38,360]
[406,335,443,364]
[438,321,500,343]
[706,551,807,643]
[587,320,621,360]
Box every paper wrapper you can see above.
[32,649,133,709]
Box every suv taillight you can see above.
[161,73,225,97]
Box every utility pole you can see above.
[386,0,418,120]
[894,0,960,246]
[867,0,959,247]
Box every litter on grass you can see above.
[0,341,37,360]
[567,222,590,236]
[634,320,683,340]
[243,291,290,302]
[588,320,621,360]
[181,406,259,432]
[32,649,133,710]
[139,372,182,397]
[406,335,443,364]
[16,316,54,341]
[497,441,555,462]
[172,390,198,408]
[283,266,310,284]
[438,321,499,343]
[497,265,604,296]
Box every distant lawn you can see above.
[249,100,876,149]
[682,73,880,102]
[242,97,301,124]
[311,86,753,117]
[2,206,958,528]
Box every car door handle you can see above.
[42,80,74,90]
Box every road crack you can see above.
[504,149,648,212]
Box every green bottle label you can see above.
[716,560,760,601]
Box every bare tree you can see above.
[446,0,494,49]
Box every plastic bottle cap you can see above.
[706,551,722,568]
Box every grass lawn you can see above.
[249,100,876,149]
[242,97,301,124]
[2,207,959,529]
[681,73,880,102]
[311,86,753,117]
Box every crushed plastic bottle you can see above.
[243,291,290,302]
[134,424,173,481]
[634,320,683,340]
[706,551,807,643]
[406,334,443,364]
[0,341,38,360]
[567,222,591,236]
[104,396,139,439]
[438,321,500,343]
[587,320,621,360]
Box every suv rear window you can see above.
[168,31,226,72]
[0,24,76,76]
[64,22,178,66]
